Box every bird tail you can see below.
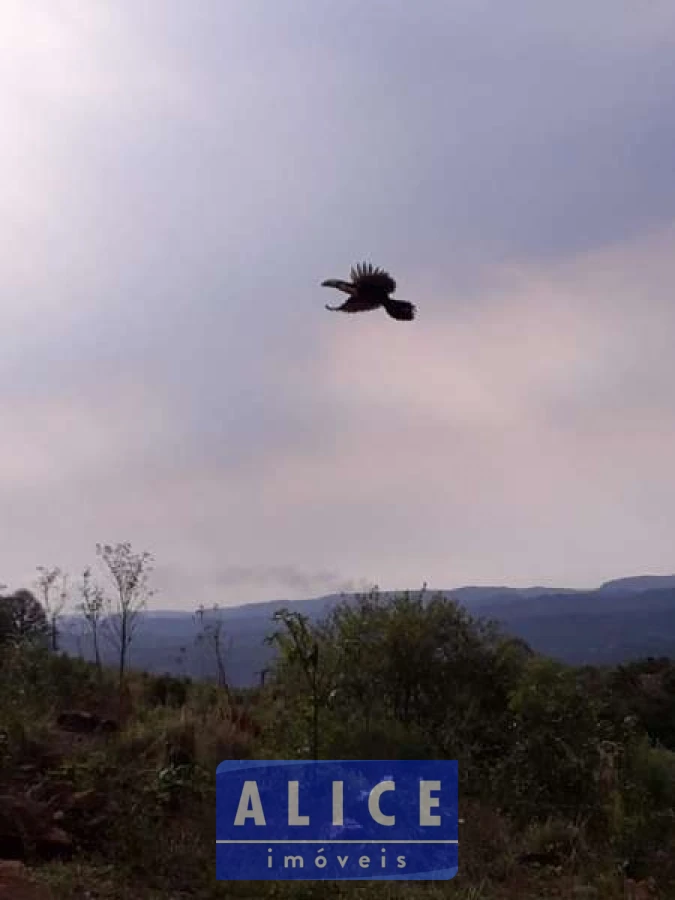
[383,298,416,321]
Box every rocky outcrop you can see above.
[0,861,53,900]
[56,711,118,734]
[0,793,73,862]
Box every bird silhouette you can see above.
[322,262,416,321]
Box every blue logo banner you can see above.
[216,759,458,880]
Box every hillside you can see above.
[2,586,675,898]
[60,575,675,684]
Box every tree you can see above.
[323,586,387,736]
[266,608,335,760]
[97,542,154,693]
[0,588,49,647]
[194,603,232,701]
[78,566,105,672]
[499,657,605,822]
[35,566,68,651]
[320,588,520,770]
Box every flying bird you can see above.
[322,262,416,321]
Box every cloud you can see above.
[0,1,674,606]
[213,566,370,597]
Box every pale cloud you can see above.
[1,1,674,607]
[213,566,368,596]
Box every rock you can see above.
[56,711,101,733]
[0,793,32,860]
[0,831,23,861]
[67,789,101,813]
[99,718,118,734]
[0,861,53,900]
[56,711,118,735]
[517,850,562,867]
[624,877,657,900]
[571,885,599,899]
[41,780,77,812]
[0,794,72,862]
[35,826,72,862]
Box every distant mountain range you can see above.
[59,575,675,686]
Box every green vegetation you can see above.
[1,582,674,898]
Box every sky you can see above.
[2,0,675,609]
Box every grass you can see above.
[1,620,673,898]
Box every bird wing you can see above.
[325,296,382,313]
[350,262,396,295]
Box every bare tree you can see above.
[97,542,154,693]
[35,566,67,651]
[256,667,271,688]
[194,603,232,701]
[173,645,187,675]
[78,566,105,672]
[71,620,85,658]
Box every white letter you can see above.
[288,781,310,825]
[420,780,441,825]
[332,781,344,826]
[234,780,265,825]
[368,780,395,826]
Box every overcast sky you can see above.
[2,1,675,609]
